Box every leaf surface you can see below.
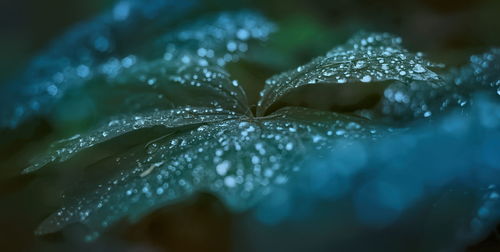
[256,33,443,116]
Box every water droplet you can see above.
[76,65,90,78]
[46,85,58,96]
[251,156,260,164]
[126,189,133,196]
[337,78,347,83]
[412,64,426,73]
[236,29,250,40]
[197,48,207,57]
[216,160,231,176]
[156,188,164,195]
[147,78,157,85]
[361,75,372,83]
[215,149,223,156]
[146,143,158,154]
[346,122,361,130]
[224,176,236,187]
[354,60,366,69]
[227,41,237,52]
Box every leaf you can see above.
[256,32,443,116]
[24,106,239,173]
[33,106,391,237]
[0,9,275,128]
[378,48,500,120]
[101,11,277,115]
[20,28,435,239]
[450,48,500,93]
[12,3,486,240]
[0,0,198,129]
[112,63,251,114]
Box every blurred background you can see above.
[0,0,499,251]
[1,0,500,84]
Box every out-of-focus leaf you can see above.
[0,8,275,128]
[378,48,500,119]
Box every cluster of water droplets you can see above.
[24,107,238,174]
[5,0,499,244]
[452,48,500,95]
[0,0,199,128]
[0,0,277,128]
[378,48,500,119]
[251,94,500,251]
[256,32,442,116]
[30,99,393,239]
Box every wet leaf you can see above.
[33,106,391,237]
[256,32,443,116]
[0,8,274,127]
[378,48,500,119]
[23,106,239,174]
[6,1,498,243]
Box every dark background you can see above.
[1,0,500,84]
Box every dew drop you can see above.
[224,176,236,187]
[337,78,347,84]
[412,64,426,73]
[236,29,250,40]
[147,78,157,85]
[323,69,335,77]
[216,160,231,176]
[361,75,372,83]
[354,60,366,69]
